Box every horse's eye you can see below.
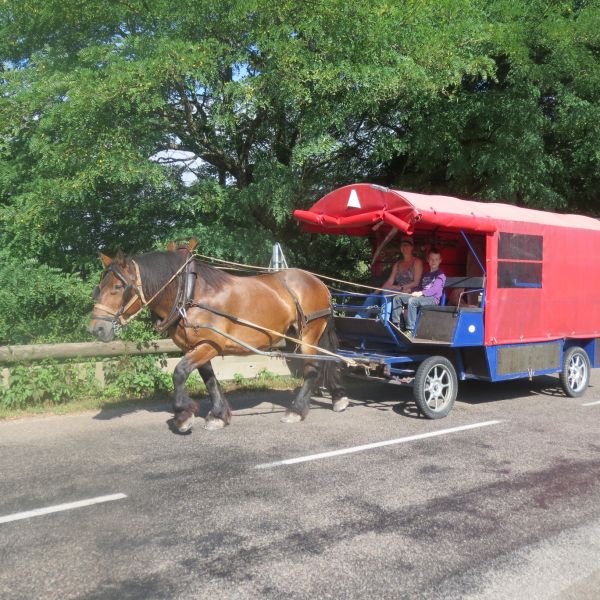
[111,284,124,293]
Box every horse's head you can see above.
[89,251,143,342]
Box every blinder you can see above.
[122,284,134,305]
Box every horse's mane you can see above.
[194,259,234,290]
[133,251,232,298]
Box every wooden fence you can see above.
[0,340,293,384]
[0,340,180,363]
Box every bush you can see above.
[0,361,100,409]
[0,251,93,345]
[102,355,172,398]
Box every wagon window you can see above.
[498,233,543,261]
[497,233,543,288]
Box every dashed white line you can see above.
[255,420,504,469]
[0,493,127,525]
[582,400,600,406]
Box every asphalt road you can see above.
[1,372,600,600]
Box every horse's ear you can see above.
[166,241,177,252]
[115,250,127,267]
[187,238,198,252]
[99,253,113,267]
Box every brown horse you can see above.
[89,246,348,433]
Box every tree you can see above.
[0,0,599,282]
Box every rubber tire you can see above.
[413,356,458,419]
[559,346,590,398]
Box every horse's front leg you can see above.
[172,343,220,433]
[172,354,201,433]
[198,361,231,431]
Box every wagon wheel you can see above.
[413,356,457,419]
[559,346,590,398]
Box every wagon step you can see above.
[393,328,452,346]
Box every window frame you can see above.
[497,233,543,289]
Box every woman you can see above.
[381,238,424,293]
[357,238,424,317]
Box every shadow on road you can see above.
[92,387,305,422]
[335,374,574,417]
[91,374,577,424]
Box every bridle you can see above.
[92,253,196,334]
[92,261,147,333]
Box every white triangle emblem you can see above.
[347,189,361,208]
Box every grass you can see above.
[0,373,303,421]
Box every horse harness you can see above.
[184,271,331,338]
[94,256,331,340]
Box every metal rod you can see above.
[187,323,345,363]
[460,230,486,275]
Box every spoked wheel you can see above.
[413,356,457,419]
[559,346,590,398]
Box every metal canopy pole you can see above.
[269,242,289,271]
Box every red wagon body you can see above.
[294,183,600,346]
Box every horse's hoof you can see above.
[177,414,195,433]
[280,411,303,424]
[332,397,350,412]
[204,417,225,431]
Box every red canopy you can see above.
[293,184,600,236]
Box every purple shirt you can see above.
[417,269,446,304]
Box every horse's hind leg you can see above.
[290,317,348,418]
[281,319,326,423]
[321,359,349,412]
[198,361,231,431]
[319,319,349,412]
[281,359,319,423]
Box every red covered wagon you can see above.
[293,183,600,418]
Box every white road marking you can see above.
[582,400,600,406]
[256,420,504,469]
[0,493,127,525]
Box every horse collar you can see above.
[153,254,198,333]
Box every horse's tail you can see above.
[317,317,346,401]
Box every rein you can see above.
[183,302,351,364]
[194,252,398,296]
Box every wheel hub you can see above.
[431,382,443,396]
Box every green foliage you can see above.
[116,316,163,344]
[0,0,598,339]
[98,320,173,398]
[0,248,93,345]
[102,355,172,398]
[0,361,99,409]
[255,367,276,379]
